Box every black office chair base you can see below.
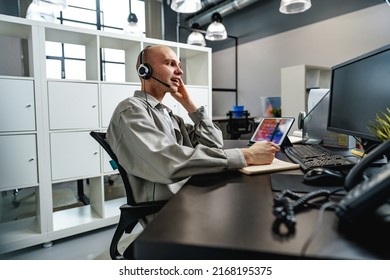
[110,202,166,260]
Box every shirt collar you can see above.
[134,90,173,114]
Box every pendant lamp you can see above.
[26,0,67,22]
[171,0,202,13]
[123,1,143,36]
[279,0,311,14]
[124,13,142,36]
[205,12,227,41]
[187,23,206,46]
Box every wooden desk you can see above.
[133,141,389,260]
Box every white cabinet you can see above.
[0,134,38,189]
[0,14,212,254]
[48,81,99,130]
[103,151,115,173]
[162,93,179,115]
[0,78,35,132]
[50,131,100,181]
[100,83,137,128]
[101,83,146,173]
[162,87,210,124]
[281,65,331,134]
[180,87,210,124]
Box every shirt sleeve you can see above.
[184,106,224,148]
[107,101,246,185]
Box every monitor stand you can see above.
[361,138,382,152]
[303,138,322,145]
[360,138,389,162]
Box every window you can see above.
[101,48,126,82]
[46,0,145,81]
[46,41,86,80]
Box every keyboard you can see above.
[284,144,355,172]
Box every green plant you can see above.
[369,107,390,142]
[271,107,281,117]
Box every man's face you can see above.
[149,46,183,92]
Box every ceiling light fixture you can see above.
[123,0,143,36]
[279,0,311,14]
[26,0,68,22]
[205,12,227,41]
[171,0,202,14]
[187,23,206,46]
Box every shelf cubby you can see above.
[0,14,212,254]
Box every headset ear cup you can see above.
[138,63,152,79]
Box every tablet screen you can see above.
[250,117,295,145]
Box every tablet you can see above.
[249,117,295,145]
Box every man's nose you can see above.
[176,66,183,75]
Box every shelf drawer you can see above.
[101,83,137,128]
[0,134,38,189]
[50,131,100,180]
[48,81,99,130]
[0,78,35,132]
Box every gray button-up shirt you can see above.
[106,90,246,203]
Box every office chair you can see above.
[89,131,167,260]
[1,189,25,208]
[226,110,254,139]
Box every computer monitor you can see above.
[328,44,390,150]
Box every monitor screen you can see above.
[328,45,390,143]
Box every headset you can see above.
[138,46,152,80]
[137,46,157,210]
[137,46,171,88]
[272,188,343,236]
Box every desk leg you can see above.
[77,179,90,205]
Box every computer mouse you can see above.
[303,167,345,186]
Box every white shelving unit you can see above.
[281,65,331,134]
[0,14,212,254]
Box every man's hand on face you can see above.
[170,78,197,113]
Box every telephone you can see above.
[335,140,390,224]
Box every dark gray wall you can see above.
[211,3,390,118]
[0,0,19,16]
[166,0,384,51]
[1,0,384,51]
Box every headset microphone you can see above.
[151,76,171,88]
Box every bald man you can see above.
[106,45,279,211]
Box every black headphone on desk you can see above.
[272,188,341,237]
[138,46,152,80]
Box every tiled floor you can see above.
[0,225,117,260]
[0,175,132,260]
[0,220,143,260]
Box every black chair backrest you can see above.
[90,131,137,205]
[226,110,253,139]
